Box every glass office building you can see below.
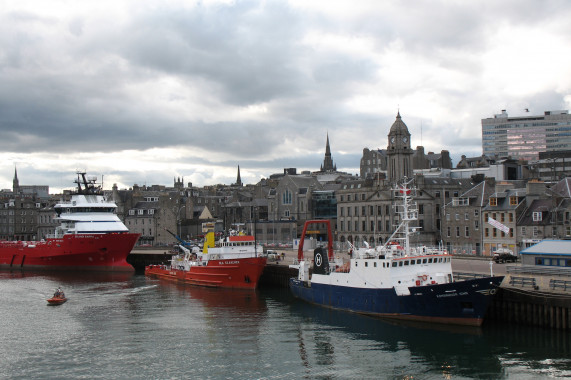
[482,110,571,161]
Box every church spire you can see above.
[235,165,242,186]
[321,133,336,172]
[13,166,19,194]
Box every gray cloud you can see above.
[0,0,570,190]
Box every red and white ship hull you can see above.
[145,256,267,289]
[0,233,140,272]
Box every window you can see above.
[282,189,292,205]
[362,206,366,216]
[533,212,542,222]
[138,209,144,215]
[475,220,479,230]
[419,204,424,214]
[474,209,479,217]
[456,226,460,237]
[129,210,135,215]
[510,196,518,206]
[149,209,154,215]
[490,198,497,206]
[465,213,469,220]
[447,227,451,237]
[465,226,470,237]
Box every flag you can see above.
[488,217,510,234]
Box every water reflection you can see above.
[266,288,571,379]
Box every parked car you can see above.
[493,248,518,263]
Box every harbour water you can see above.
[1,270,570,379]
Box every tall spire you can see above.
[13,166,19,194]
[236,165,242,186]
[321,133,335,172]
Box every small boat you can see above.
[289,180,504,327]
[47,288,67,305]
[146,230,267,289]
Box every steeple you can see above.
[13,166,19,194]
[235,165,242,187]
[321,133,336,172]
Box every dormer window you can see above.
[509,196,518,206]
[532,212,542,222]
[490,197,497,206]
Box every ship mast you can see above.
[383,178,417,255]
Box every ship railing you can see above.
[452,272,493,281]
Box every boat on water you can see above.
[289,180,504,327]
[47,287,67,305]
[0,172,140,272]
[145,230,267,289]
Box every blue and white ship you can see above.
[289,181,503,326]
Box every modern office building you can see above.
[482,110,571,161]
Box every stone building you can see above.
[441,179,495,255]
[482,182,527,255]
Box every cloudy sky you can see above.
[1,0,570,193]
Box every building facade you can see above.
[482,110,571,161]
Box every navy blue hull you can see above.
[290,276,504,326]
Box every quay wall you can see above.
[487,287,571,330]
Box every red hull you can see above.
[47,297,67,305]
[145,257,267,289]
[0,233,140,272]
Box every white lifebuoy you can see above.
[421,275,428,281]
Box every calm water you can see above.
[1,271,570,380]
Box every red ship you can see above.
[0,172,140,272]
[146,232,267,289]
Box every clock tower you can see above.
[387,112,413,183]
